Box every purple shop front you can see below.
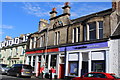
[59,42,108,51]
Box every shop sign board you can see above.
[59,42,108,51]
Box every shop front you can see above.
[59,41,109,77]
[25,48,65,79]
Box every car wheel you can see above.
[7,72,10,76]
[28,76,31,78]
[16,73,21,77]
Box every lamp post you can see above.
[44,27,49,67]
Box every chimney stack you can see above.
[62,2,71,15]
[50,7,57,18]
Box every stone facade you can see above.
[25,2,118,78]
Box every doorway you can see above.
[81,52,89,76]
[59,64,65,79]
[81,61,88,76]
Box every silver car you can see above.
[7,64,33,77]
[0,64,10,74]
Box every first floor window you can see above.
[54,31,60,45]
[99,21,103,39]
[88,22,96,40]
[83,25,87,41]
[72,27,80,43]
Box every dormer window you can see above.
[16,39,18,43]
[5,41,7,46]
[9,40,12,45]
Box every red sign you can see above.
[26,48,59,54]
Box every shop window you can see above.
[28,56,31,65]
[45,55,49,68]
[50,55,57,68]
[92,60,105,72]
[38,55,41,62]
[33,56,36,70]
[68,61,78,76]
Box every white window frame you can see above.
[54,31,60,45]
[72,27,80,43]
[87,21,103,40]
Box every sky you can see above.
[1,2,112,42]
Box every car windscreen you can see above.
[110,74,120,79]
[1,64,7,67]
[23,65,32,69]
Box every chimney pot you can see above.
[52,8,56,11]
[65,2,69,6]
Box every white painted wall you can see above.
[108,39,119,76]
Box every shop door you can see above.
[59,64,65,79]
[92,61,105,72]
[37,62,41,76]
[81,61,88,76]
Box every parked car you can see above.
[0,64,10,74]
[7,64,33,77]
[71,72,120,80]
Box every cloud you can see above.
[22,2,66,17]
[70,2,111,19]
[22,2,49,17]
[0,25,14,29]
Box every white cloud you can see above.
[0,25,14,29]
[70,2,111,19]
[22,2,49,17]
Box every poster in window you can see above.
[69,62,78,76]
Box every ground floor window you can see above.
[92,60,105,72]
[33,56,36,70]
[50,55,57,68]
[68,61,78,76]
[28,56,31,65]
[45,55,49,68]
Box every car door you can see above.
[82,73,95,80]
[8,67,15,75]
[82,77,93,80]
[92,77,113,80]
